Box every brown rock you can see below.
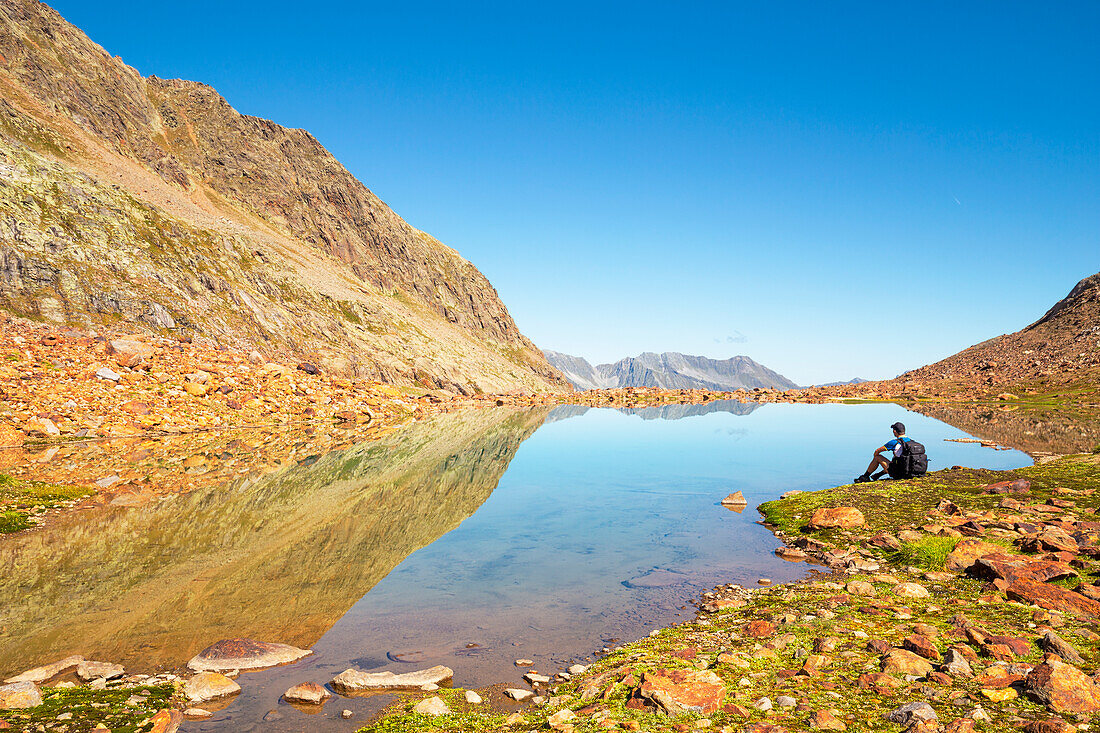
[808,709,847,730]
[744,620,776,638]
[120,400,151,415]
[108,339,153,368]
[1005,577,1100,618]
[857,672,904,694]
[903,634,940,660]
[808,507,865,530]
[1025,658,1100,714]
[1023,718,1077,733]
[1037,630,1084,665]
[880,649,934,677]
[945,539,1004,572]
[972,554,1077,583]
[638,668,725,714]
[24,416,59,436]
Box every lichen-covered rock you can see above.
[880,649,934,677]
[187,638,311,671]
[412,696,450,716]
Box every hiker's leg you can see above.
[865,455,888,474]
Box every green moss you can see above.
[0,684,175,732]
[0,509,31,533]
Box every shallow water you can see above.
[0,402,1030,730]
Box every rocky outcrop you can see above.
[0,0,568,394]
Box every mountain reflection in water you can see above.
[0,407,549,678]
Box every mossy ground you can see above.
[0,472,92,533]
[360,455,1100,732]
[0,684,175,732]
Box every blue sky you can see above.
[52,1,1099,384]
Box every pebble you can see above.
[341,710,353,719]
[515,659,534,667]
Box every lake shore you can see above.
[349,453,1100,733]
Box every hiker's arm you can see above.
[873,445,887,456]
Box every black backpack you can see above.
[898,439,928,478]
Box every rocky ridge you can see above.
[0,0,567,394]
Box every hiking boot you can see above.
[853,473,871,484]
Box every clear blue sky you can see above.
[51,1,1099,385]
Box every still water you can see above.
[0,402,1029,730]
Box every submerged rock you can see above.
[330,665,453,693]
[187,638,311,671]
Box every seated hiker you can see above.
[855,421,912,483]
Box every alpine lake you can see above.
[0,401,1043,731]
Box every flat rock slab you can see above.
[4,655,84,684]
[187,639,311,671]
[0,681,42,709]
[284,682,331,705]
[1005,577,1100,619]
[76,661,125,681]
[624,569,689,588]
[331,666,453,694]
[185,672,241,704]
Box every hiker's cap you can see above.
[890,422,905,433]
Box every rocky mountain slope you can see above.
[892,271,1100,394]
[544,350,797,391]
[0,0,567,394]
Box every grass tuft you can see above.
[894,535,960,569]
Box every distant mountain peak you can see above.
[543,351,796,392]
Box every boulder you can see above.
[548,709,576,730]
[880,649,934,677]
[885,701,937,726]
[0,681,41,709]
[184,672,241,704]
[638,668,725,714]
[188,639,312,671]
[283,682,330,705]
[808,507,865,530]
[504,688,534,701]
[24,416,59,436]
[945,539,1004,572]
[331,666,453,693]
[721,491,747,506]
[108,339,153,368]
[1024,658,1100,714]
[75,661,124,681]
[4,655,84,684]
[465,690,483,704]
[413,696,450,716]
[903,635,940,661]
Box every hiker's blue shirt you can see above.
[885,437,911,457]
